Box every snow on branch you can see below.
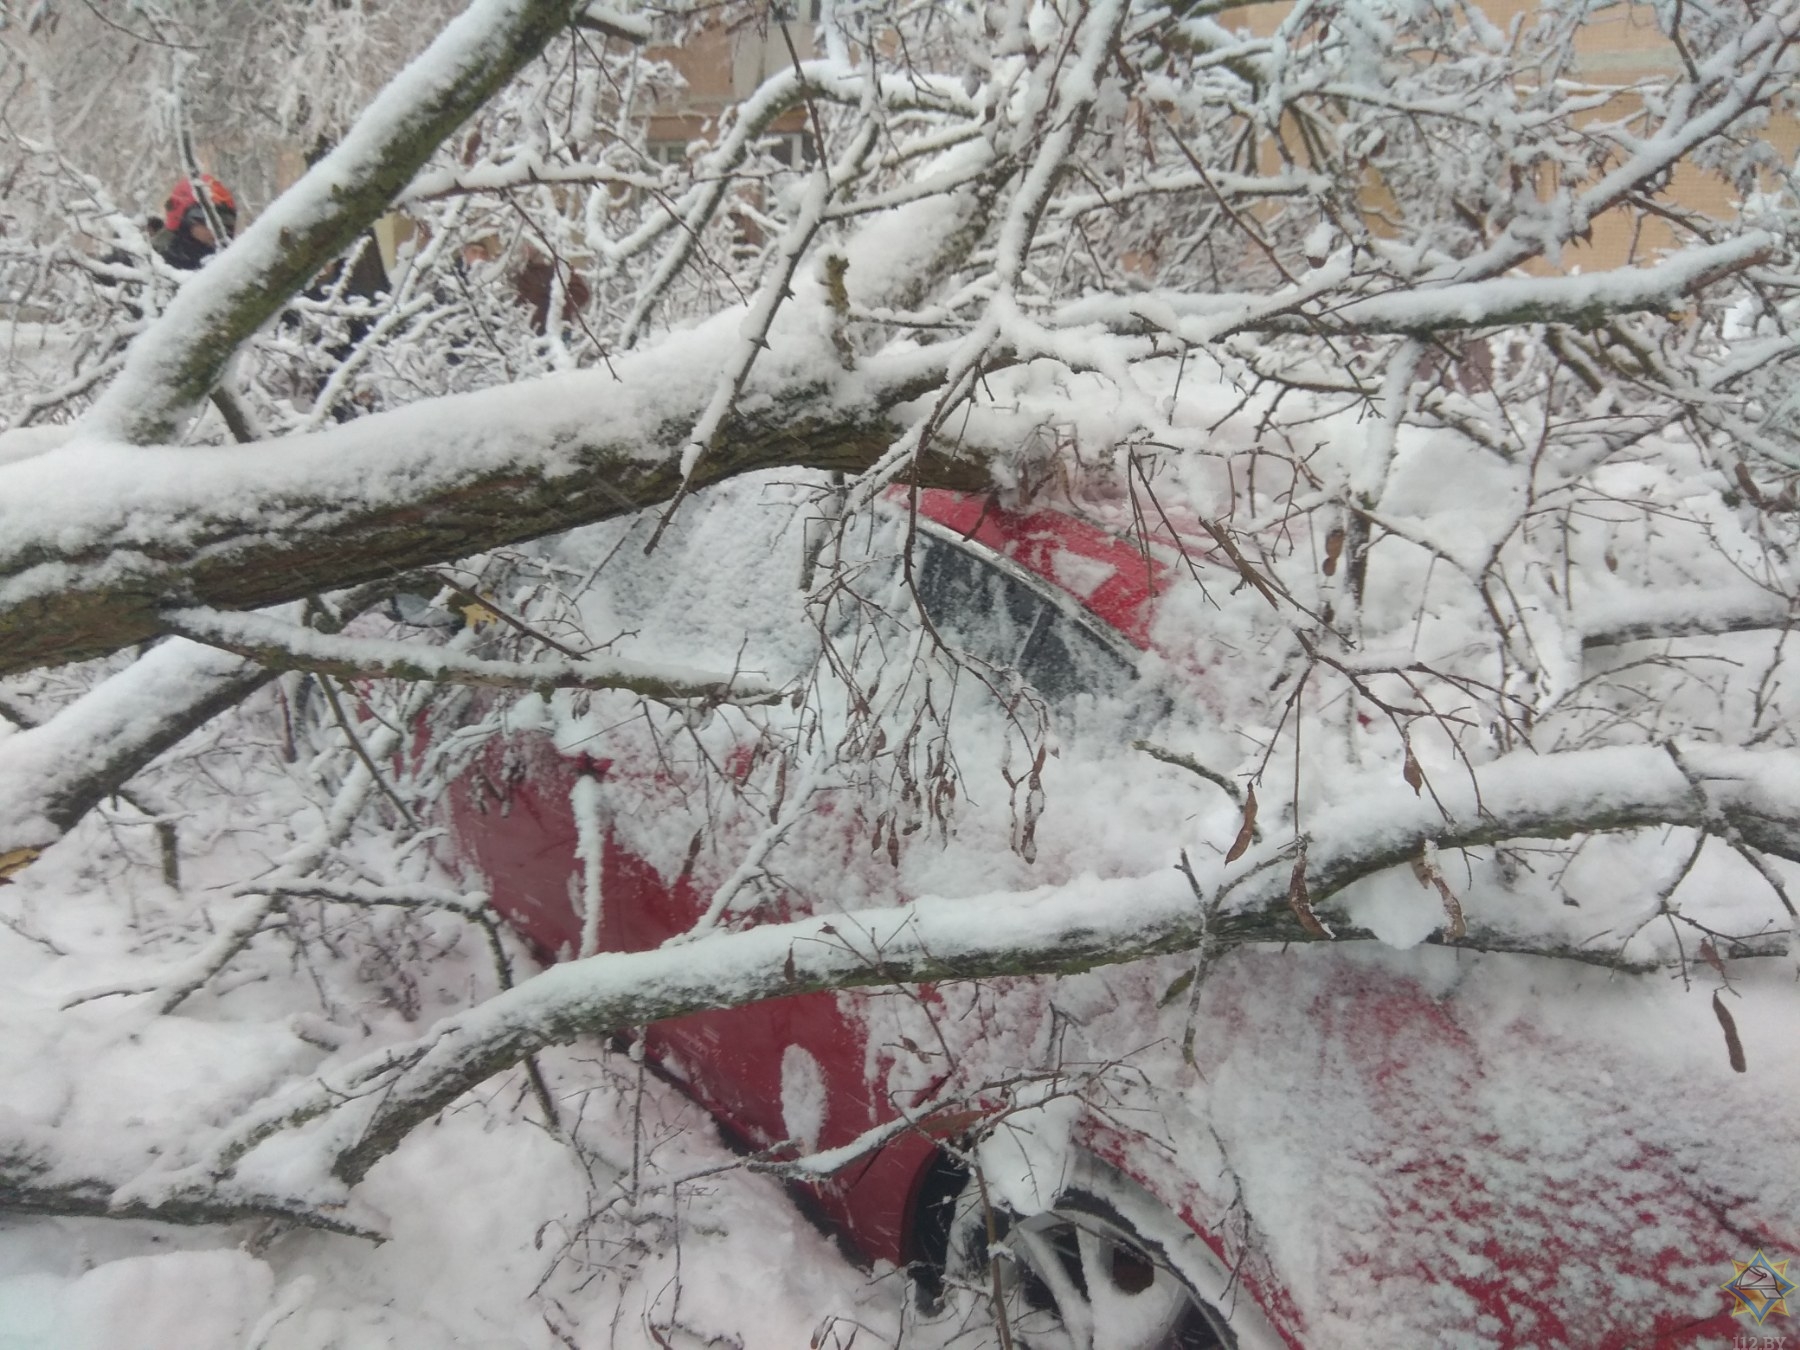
[1577,588,1795,649]
[83,0,592,444]
[117,744,1797,1206]
[163,607,779,704]
[614,60,977,346]
[1318,234,1775,333]
[1063,233,1776,339]
[252,879,489,915]
[0,639,269,860]
[400,155,661,203]
[1426,0,1800,285]
[60,894,284,1016]
[58,882,503,1017]
[0,1135,381,1239]
[0,581,413,860]
[0,345,969,678]
[571,2,650,43]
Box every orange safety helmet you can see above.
[163,174,238,233]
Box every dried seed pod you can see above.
[1712,991,1747,1073]
[1225,786,1259,864]
[1288,854,1330,938]
[1699,939,1726,978]
[1322,527,1346,576]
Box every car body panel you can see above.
[448,732,921,1265]
[446,490,1797,1345]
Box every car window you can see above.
[914,532,1043,668]
[1016,604,1140,704]
[913,532,1139,705]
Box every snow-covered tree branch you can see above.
[3,0,1800,1320]
[106,742,1796,1208]
[81,0,618,445]
[162,607,778,703]
[0,351,966,675]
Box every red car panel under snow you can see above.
[447,491,1795,1347]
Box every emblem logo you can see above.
[1721,1250,1795,1327]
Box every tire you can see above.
[933,1155,1239,1350]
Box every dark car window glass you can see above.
[914,533,1044,669]
[1016,606,1140,704]
[914,533,1139,706]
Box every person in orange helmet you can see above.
[151,173,237,270]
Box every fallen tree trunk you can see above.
[0,353,971,677]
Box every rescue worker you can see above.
[150,174,237,270]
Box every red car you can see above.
[447,488,1797,1349]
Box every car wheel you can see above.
[939,1163,1237,1350]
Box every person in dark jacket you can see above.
[150,174,237,270]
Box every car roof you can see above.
[900,486,1177,649]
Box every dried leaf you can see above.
[1417,842,1465,939]
[0,846,39,880]
[676,829,704,886]
[770,755,788,823]
[1225,786,1258,864]
[457,597,500,630]
[783,947,797,984]
[1699,939,1726,978]
[1159,967,1197,1007]
[885,826,900,867]
[1402,749,1423,795]
[1322,527,1345,577]
[1433,875,1466,940]
[1288,855,1330,938]
[1712,991,1747,1073]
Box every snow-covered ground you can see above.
[0,1069,907,1350]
